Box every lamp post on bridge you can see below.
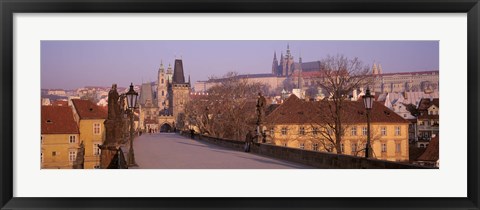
[126,83,138,166]
[362,87,374,158]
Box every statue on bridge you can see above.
[100,83,127,169]
[256,92,266,125]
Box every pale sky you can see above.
[41,40,439,89]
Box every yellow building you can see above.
[71,99,107,169]
[41,106,83,169]
[265,95,409,162]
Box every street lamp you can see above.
[362,87,374,158]
[126,83,138,166]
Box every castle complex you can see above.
[195,44,439,97]
[138,59,191,132]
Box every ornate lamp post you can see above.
[362,88,374,158]
[125,83,138,166]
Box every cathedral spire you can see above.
[272,51,279,75]
[286,43,291,56]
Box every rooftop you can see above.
[41,106,79,134]
[71,99,107,119]
[265,94,409,125]
[417,136,439,162]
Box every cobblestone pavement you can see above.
[131,133,312,169]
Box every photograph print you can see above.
[40,40,439,169]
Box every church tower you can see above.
[378,63,383,74]
[157,61,168,111]
[372,62,379,75]
[281,44,295,76]
[298,53,303,89]
[166,63,173,82]
[272,51,279,76]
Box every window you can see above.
[351,126,357,136]
[381,127,387,136]
[351,143,358,154]
[395,126,401,136]
[340,144,345,153]
[41,153,43,163]
[299,143,305,149]
[270,128,274,136]
[395,143,401,153]
[161,79,164,84]
[283,143,287,147]
[69,151,76,161]
[299,127,305,135]
[69,135,76,143]
[93,123,101,135]
[281,127,287,136]
[52,151,57,156]
[313,127,319,136]
[381,143,387,153]
[313,143,319,151]
[362,127,368,136]
[162,90,164,96]
[93,143,101,156]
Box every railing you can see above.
[182,133,432,169]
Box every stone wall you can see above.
[185,133,430,169]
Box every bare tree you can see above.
[314,55,372,154]
[184,72,269,140]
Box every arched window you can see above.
[162,91,164,96]
[161,79,164,84]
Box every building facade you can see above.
[416,98,439,145]
[71,99,107,169]
[41,106,83,169]
[264,95,410,162]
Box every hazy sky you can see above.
[41,40,439,89]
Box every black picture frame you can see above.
[1,0,479,209]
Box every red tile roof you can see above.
[41,106,79,134]
[265,95,408,125]
[417,136,439,161]
[71,99,107,119]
